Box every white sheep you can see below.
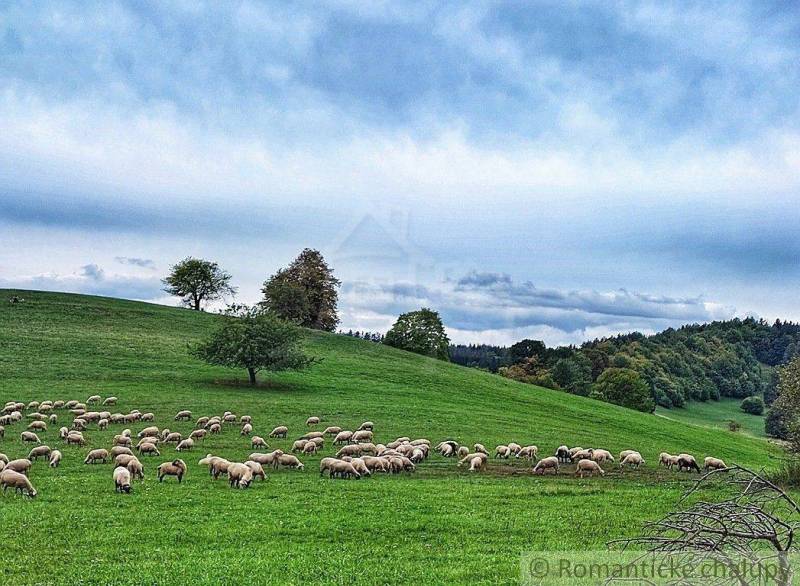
[49,450,62,468]
[533,456,559,475]
[703,456,727,471]
[620,452,645,469]
[305,416,320,426]
[0,469,37,498]
[269,426,288,438]
[113,466,132,493]
[495,445,511,459]
[575,459,605,478]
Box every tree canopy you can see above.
[261,249,340,331]
[163,257,236,310]
[384,308,450,361]
[589,368,655,413]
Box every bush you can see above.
[740,396,765,415]
[589,368,655,413]
[768,458,800,488]
[765,405,790,439]
[727,420,741,432]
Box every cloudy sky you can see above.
[1,1,799,346]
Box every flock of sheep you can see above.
[0,396,729,498]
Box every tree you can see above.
[590,367,655,413]
[192,308,315,385]
[509,339,546,363]
[261,249,340,331]
[772,356,800,451]
[740,396,765,415]
[163,257,236,311]
[552,354,592,396]
[384,308,450,360]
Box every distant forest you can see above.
[450,318,800,410]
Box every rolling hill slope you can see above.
[0,290,781,584]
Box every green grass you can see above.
[656,397,767,438]
[0,290,781,585]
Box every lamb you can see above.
[251,436,268,449]
[305,416,320,426]
[244,460,266,481]
[248,450,284,469]
[113,466,132,493]
[27,421,47,432]
[575,459,605,478]
[49,450,62,468]
[175,438,194,452]
[473,443,489,455]
[227,463,254,488]
[84,448,109,464]
[468,456,484,472]
[620,452,645,469]
[517,445,539,461]
[677,454,701,473]
[495,445,511,459]
[127,458,144,480]
[0,469,37,498]
[6,459,32,475]
[269,426,288,438]
[21,431,40,443]
[591,449,615,464]
[189,429,208,442]
[333,431,353,444]
[240,423,253,436]
[323,426,342,436]
[533,456,560,475]
[555,446,571,463]
[704,456,727,471]
[28,445,52,461]
[278,454,304,470]
[174,410,192,421]
[102,397,118,406]
[138,442,160,456]
[158,459,187,483]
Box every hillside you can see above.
[0,290,782,584]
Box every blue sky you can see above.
[1,1,799,345]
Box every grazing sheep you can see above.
[208,423,221,435]
[571,449,594,462]
[240,415,252,424]
[517,445,539,461]
[306,416,320,426]
[71,419,87,431]
[137,436,159,448]
[248,450,284,469]
[58,426,70,438]
[468,456,484,472]
[704,456,727,471]
[591,449,615,464]
[458,452,488,467]
[620,452,645,469]
[323,426,342,436]
[457,446,469,459]
[533,456,560,475]
[336,444,363,458]
[102,397,118,406]
[157,459,187,483]
[251,436,268,449]
[352,430,373,443]
[127,458,144,480]
[49,450,62,468]
[495,445,511,459]
[196,416,210,429]
[176,438,194,452]
[269,426,288,439]
[138,426,159,439]
[244,461,266,481]
[359,421,374,431]
[223,414,237,425]
[174,410,192,421]
[319,457,338,476]
[440,444,456,458]
[115,454,138,467]
[240,423,253,436]
[473,443,489,455]
[411,439,430,446]
[302,442,319,455]
[659,452,675,468]
[277,454,304,470]
[302,431,324,440]
[84,448,109,464]
[292,439,309,453]
[6,459,32,475]
[27,421,47,432]
[138,442,160,456]
[619,450,637,462]
[555,446,571,463]
[409,448,426,463]
[98,418,109,430]
[507,442,522,455]
[113,466,132,493]
[677,454,701,473]
[327,460,360,479]
[112,435,131,447]
[66,432,86,446]
[341,457,372,477]
[49,414,57,424]
[205,456,232,479]
[189,429,208,442]
[21,431,40,444]
[87,395,101,404]
[0,469,37,498]
[164,432,182,444]
[575,459,605,478]
[28,445,51,461]
[228,463,254,488]
[111,446,134,458]
[333,431,353,444]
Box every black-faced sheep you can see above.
[113,466,131,493]
[158,459,187,483]
[555,446,571,463]
[676,454,701,473]
[0,469,37,497]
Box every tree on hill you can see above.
[384,308,450,361]
[740,396,765,415]
[509,339,546,364]
[590,368,655,413]
[261,249,340,331]
[192,307,315,385]
[163,257,236,311]
[769,356,800,448]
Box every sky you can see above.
[1,1,799,346]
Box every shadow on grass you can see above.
[208,378,304,392]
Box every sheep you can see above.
[474,443,489,455]
[278,454,304,470]
[6,459,32,475]
[555,445,571,463]
[110,414,124,423]
[302,431,324,440]
[53,400,65,409]
[240,423,253,436]
[103,397,118,406]
[591,449,615,464]
[244,461,266,481]
[319,457,338,476]
[176,438,194,452]
[28,445,52,461]
[251,436,268,449]
[409,448,426,463]
[204,417,221,429]
[517,445,539,461]
[533,456,560,475]
[0,469,37,498]
[137,412,153,422]
[71,418,87,431]
[27,401,40,410]
[704,456,727,471]
[620,452,645,469]
[247,450,284,469]
[27,421,47,432]
[575,459,605,478]
[336,444,363,458]
[507,442,522,455]
[302,442,319,455]
[48,414,57,424]
[440,444,456,458]
[223,414,237,424]
[340,457,371,477]
[98,418,109,430]
[112,435,131,447]
[49,450,62,468]
[115,454,139,467]
[199,455,232,479]
[410,439,430,446]
[659,452,675,468]
[240,415,252,425]
[174,410,192,421]
[228,463,254,488]
[677,454,701,473]
[84,448,109,464]
[333,431,353,444]
[21,431,40,444]
[208,423,221,435]
[66,432,86,446]
[111,446,134,458]
[126,457,144,480]
[306,416,320,426]
[157,459,187,483]
[189,429,208,442]
[361,456,390,473]
[359,421,374,431]
[137,436,159,449]
[571,449,594,462]
[164,432,183,444]
[87,395,101,404]
[323,426,342,436]
[619,449,638,462]
[160,429,171,440]
[327,460,360,479]
[65,400,79,409]
[138,442,160,456]
[495,445,511,459]
[292,439,309,453]
[468,456,484,472]
[457,446,469,459]
[458,452,488,467]
[138,426,159,439]
[113,466,132,493]
[269,426,288,438]
[196,416,210,428]
[352,430,373,443]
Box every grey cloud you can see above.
[0,265,163,301]
[115,257,156,269]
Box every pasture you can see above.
[0,290,781,584]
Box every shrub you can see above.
[740,396,765,415]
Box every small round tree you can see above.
[163,257,236,310]
[589,367,655,413]
[384,308,450,361]
[192,309,314,385]
[740,395,765,415]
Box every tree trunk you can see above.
[193,297,201,311]
[247,368,257,386]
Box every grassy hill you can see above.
[0,290,781,584]
[656,397,767,438]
